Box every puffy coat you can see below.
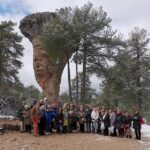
[132,114,142,129]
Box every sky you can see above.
[0,0,150,93]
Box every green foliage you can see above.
[71,72,97,104]
[0,21,25,115]
[21,85,43,104]
[41,8,80,60]
[60,92,69,104]
[0,21,24,85]
[98,27,150,121]
[0,21,42,115]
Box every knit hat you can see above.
[24,105,30,109]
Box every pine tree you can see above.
[71,72,97,104]
[0,21,24,92]
[127,27,150,110]
[72,2,123,103]
[99,27,150,114]
[0,21,24,115]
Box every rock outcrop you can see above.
[20,12,73,103]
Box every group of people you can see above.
[19,99,144,141]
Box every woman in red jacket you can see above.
[31,102,41,136]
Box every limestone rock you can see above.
[19,12,74,103]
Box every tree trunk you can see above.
[0,28,3,87]
[76,50,79,103]
[136,48,142,110]
[81,42,87,104]
[67,50,72,102]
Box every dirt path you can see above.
[0,132,149,150]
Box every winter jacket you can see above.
[22,109,32,125]
[103,114,110,128]
[45,110,53,124]
[91,111,99,122]
[132,114,142,129]
[124,116,132,128]
[31,106,40,119]
[110,112,116,126]
[85,109,92,123]
[115,112,125,129]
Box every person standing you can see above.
[115,109,125,137]
[63,107,69,134]
[109,109,117,136]
[31,102,41,136]
[85,107,92,133]
[91,108,99,134]
[100,109,105,135]
[68,109,77,133]
[45,105,53,135]
[56,108,64,134]
[38,105,46,135]
[132,110,143,140]
[124,111,132,138]
[78,107,86,133]
[17,102,26,133]
[103,109,110,136]
[22,105,32,134]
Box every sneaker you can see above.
[45,132,51,135]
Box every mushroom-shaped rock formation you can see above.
[20,12,74,103]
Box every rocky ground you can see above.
[0,119,150,150]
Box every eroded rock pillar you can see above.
[19,12,73,103]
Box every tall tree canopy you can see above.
[0,21,24,86]
[99,27,150,118]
